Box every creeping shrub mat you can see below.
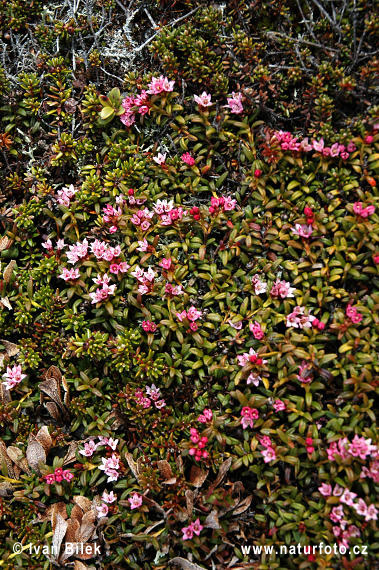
[0,1,378,568]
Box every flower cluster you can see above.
[57,184,77,207]
[240,406,259,429]
[208,195,237,214]
[353,201,376,218]
[44,467,74,484]
[89,273,117,304]
[134,384,166,409]
[259,436,277,463]
[189,428,208,461]
[2,364,26,390]
[181,518,203,540]
[345,304,363,324]
[273,131,355,160]
[286,306,316,328]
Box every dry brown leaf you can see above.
[157,460,173,480]
[52,513,68,561]
[70,504,84,526]
[208,457,232,492]
[6,446,31,474]
[78,510,96,543]
[75,542,100,560]
[204,509,221,529]
[3,260,16,284]
[185,490,194,518]
[189,465,209,488]
[0,440,15,478]
[45,365,62,382]
[73,496,93,513]
[169,557,205,569]
[232,494,253,516]
[0,296,12,310]
[74,561,89,570]
[45,401,61,421]
[0,382,11,404]
[40,377,62,405]
[124,452,139,479]
[0,339,20,357]
[65,518,81,544]
[26,436,46,473]
[63,441,81,465]
[0,481,14,496]
[0,236,12,251]
[35,426,53,453]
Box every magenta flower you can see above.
[273,399,286,412]
[261,447,277,463]
[181,152,195,166]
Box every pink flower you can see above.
[297,361,313,384]
[226,92,243,114]
[354,498,368,516]
[153,152,166,165]
[286,306,315,329]
[198,408,213,423]
[240,406,259,429]
[109,263,120,274]
[186,306,202,321]
[42,239,53,251]
[137,238,149,252]
[330,505,344,523]
[128,492,143,509]
[318,483,332,497]
[249,321,264,340]
[191,518,203,536]
[270,280,295,298]
[147,75,174,94]
[56,239,65,250]
[182,525,194,540]
[273,399,286,412]
[2,365,26,390]
[181,152,195,166]
[62,469,74,482]
[252,275,267,295]
[194,92,212,107]
[348,435,373,460]
[96,503,109,518]
[291,224,313,238]
[54,467,63,483]
[340,489,357,506]
[59,267,80,281]
[44,473,55,485]
[102,490,117,504]
[365,504,378,521]
[312,138,325,152]
[260,436,273,448]
[79,441,97,457]
[159,258,172,270]
[261,447,276,463]
[332,484,344,497]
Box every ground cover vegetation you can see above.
[0,0,378,568]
